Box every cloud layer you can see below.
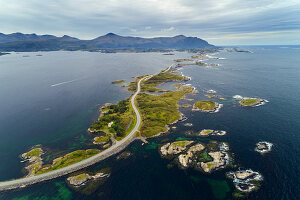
[0,0,299,45]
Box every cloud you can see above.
[0,0,299,44]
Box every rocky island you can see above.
[159,141,231,173]
[67,171,110,187]
[192,101,222,113]
[21,147,44,177]
[199,129,227,137]
[239,98,267,107]
[226,169,263,197]
[111,80,125,84]
[255,141,273,154]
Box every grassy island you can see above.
[23,148,43,158]
[89,99,135,140]
[37,149,100,174]
[193,101,218,112]
[112,80,125,84]
[239,98,262,107]
[174,59,192,62]
[137,85,193,137]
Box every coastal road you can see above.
[0,76,150,191]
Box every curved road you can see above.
[0,76,150,191]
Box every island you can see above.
[111,80,125,84]
[198,129,227,137]
[192,101,222,113]
[21,147,44,177]
[226,169,263,197]
[255,142,273,154]
[159,140,231,173]
[239,98,267,107]
[0,52,10,56]
[67,170,110,187]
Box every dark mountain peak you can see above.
[0,32,215,51]
[174,34,186,38]
[105,33,118,37]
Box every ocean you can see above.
[0,46,299,199]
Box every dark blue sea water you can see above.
[0,47,299,199]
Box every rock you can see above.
[67,172,110,187]
[255,142,273,154]
[160,141,193,156]
[67,173,91,187]
[200,151,228,173]
[178,143,205,168]
[226,169,263,193]
[199,129,226,136]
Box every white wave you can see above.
[51,79,80,87]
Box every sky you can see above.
[0,0,300,45]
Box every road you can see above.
[0,76,149,191]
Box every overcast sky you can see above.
[0,0,299,45]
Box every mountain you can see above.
[0,32,215,51]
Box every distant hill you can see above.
[0,32,215,51]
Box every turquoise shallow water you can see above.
[0,47,300,199]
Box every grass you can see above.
[137,86,193,137]
[195,61,207,66]
[182,104,192,107]
[94,136,110,144]
[89,100,134,139]
[24,148,42,158]
[174,59,192,62]
[200,129,214,135]
[37,149,100,174]
[194,101,217,111]
[173,141,192,148]
[197,149,213,162]
[239,98,261,106]
[111,80,125,84]
[72,173,90,181]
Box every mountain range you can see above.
[0,32,215,52]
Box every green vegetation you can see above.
[112,80,125,84]
[197,149,213,162]
[195,61,207,66]
[174,59,192,62]
[24,148,42,158]
[173,141,192,148]
[89,100,134,138]
[239,98,261,106]
[140,72,189,92]
[137,86,193,137]
[205,94,215,98]
[182,104,192,107]
[94,136,110,144]
[37,149,100,174]
[194,101,217,111]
